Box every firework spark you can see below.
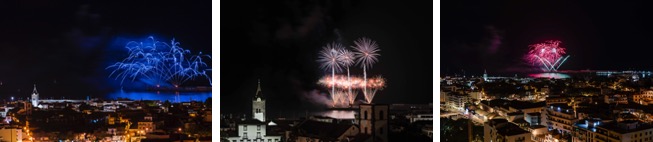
[318,75,386,89]
[338,48,356,105]
[525,40,570,72]
[352,37,380,104]
[318,75,385,105]
[107,36,212,87]
[318,42,346,102]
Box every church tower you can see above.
[252,79,266,122]
[359,104,389,142]
[483,69,488,81]
[31,84,39,107]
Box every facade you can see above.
[545,105,577,134]
[359,104,389,142]
[574,120,653,142]
[446,93,469,111]
[137,115,155,133]
[228,120,281,142]
[634,90,653,105]
[525,112,542,126]
[0,128,22,142]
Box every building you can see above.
[137,115,155,133]
[225,80,282,142]
[253,80,265,122]
[0,128,22,142]
[227,119,281,142]
[359,104,389,142]
[546,104,577,134]
[572,118,607,142]
[634,90,653,105]
[31,84,38,107]
[484,119,531,142]
[446,92,469,111]
[294,120,359,142]
[573,120,653,142]
[525,112,542,126]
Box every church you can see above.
[225,80,282,142]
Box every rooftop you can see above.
[295,120,355,140]
[598,121,653,134]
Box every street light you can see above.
[178,128,183,142]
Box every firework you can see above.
[318,75,385,105]
[352,37,380,104]
[338,48,356,105]
[318,42,346,102]
[525,40,570,72]
[107,36,212,87]
[318,75,386,89]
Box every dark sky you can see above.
[220,0,433,115]
[0,0,211,99]
[443,0,653,76]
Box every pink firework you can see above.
[318,75,386,89]
[525,40,570,71]
[318,75,386,105]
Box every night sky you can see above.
[220,0,433,115]
[0,1,211,99]
[443,0,653,76]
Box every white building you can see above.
[546,104,577,134]
[446,93,469,111]
[225,80,282,142]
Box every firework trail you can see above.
[318,75,385,89]
[352,37,380,104]
[318,75,386,105]
[107,36,212,87]
[338,48,356,105]
[318,42,345,102]
[525,40,569,72]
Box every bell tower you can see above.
[31,84,39,107]
[359,104,388,142]
[253,79,266,122]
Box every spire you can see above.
[32,84,38,95]
[255,79,262,98]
